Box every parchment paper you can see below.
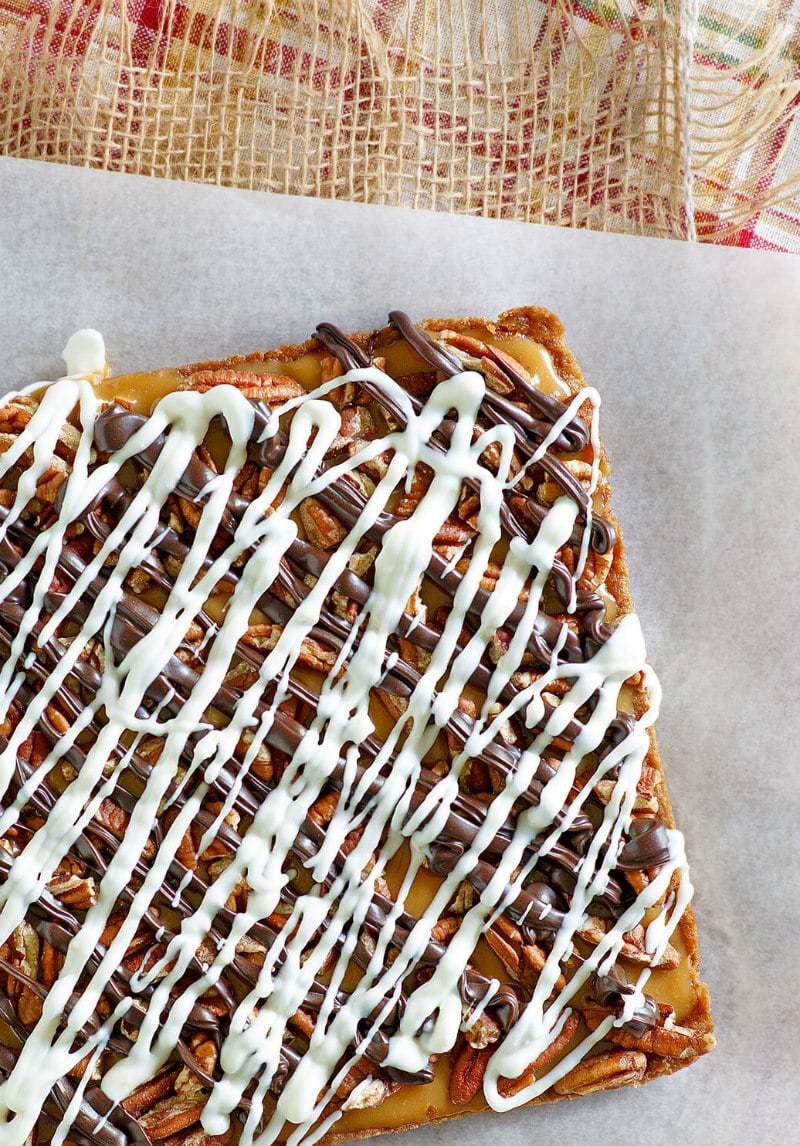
[1,156,798,1146]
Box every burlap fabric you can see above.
[0,0,798,247]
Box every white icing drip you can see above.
[61,329,107,378]
[0,351,693,1144]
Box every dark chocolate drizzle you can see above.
[593,966,660,1036]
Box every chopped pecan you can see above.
[348,441,395,481]
[122,938,170,980]
[35,459,68,504]
[40,939,63,988]
[396,636,431,674]
[433,517,473,547]
[486,917,563,991]
[374,689,408,723]
[289,1008,316,1041]
[0,396,35,436]
[449,882,476,914]
[195,802,240,862]
[309,790,339,827]
[576,545,614,592]
[46,868,97,910]
[319,354,345,384]
[174,822,199,873]
[620,923,680,970]
[430,916,460,944]
[93,797,129,838]
[298,498,347,550]
[175,1062,205,1097]
[437,334,516,396]
[187,1034,218,1078]
[237,728,273,783]
[634,763,661,813]
[594,771,658,816]
[68,1049,102,1083]
[457,491,480,529]
[139,1094,206,1139]
[464,1010,501,1050]
[394,466,432,519]
[479,435,521,477]
[577,916,680,969]
[478,355,517,395]
[440,331,494,360]
[241,623,281,651]
[328,407,376,454]
[16,983,43,1026]
[121,1066,181,1117]
[55,420,83,462]
[0,921,41,1022]
[321,353,374,407]
[322,1052,399,1118]
[176,496,203,531]
[341,1077,395,1110]
[44,702,70,737]
[623,867,666,905]
[296,636,338,672]
[162,1128,232,1146]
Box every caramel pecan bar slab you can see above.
[0,310,713,1145]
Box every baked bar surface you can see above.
[0,309,713,1144]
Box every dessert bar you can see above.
[0,309,714,1144]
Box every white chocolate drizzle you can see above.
[0,339,693,1144]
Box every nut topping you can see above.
[554,1049,648,1096]
[449,1041,494,1105]
[0,310,712,1142]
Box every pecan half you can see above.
[449,1040,493,1105]
[497,1012,579,1097]
[583,999,701,1058]
[553,1049,647,1095]
[182,370,304,404]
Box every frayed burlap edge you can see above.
[0,0,796,243]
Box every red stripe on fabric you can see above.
[748,235,791,252]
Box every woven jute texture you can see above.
[0,0,798,244]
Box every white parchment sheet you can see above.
[1,156,798,1146]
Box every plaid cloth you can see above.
[692,0,800,252]
[0,0,798,251]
